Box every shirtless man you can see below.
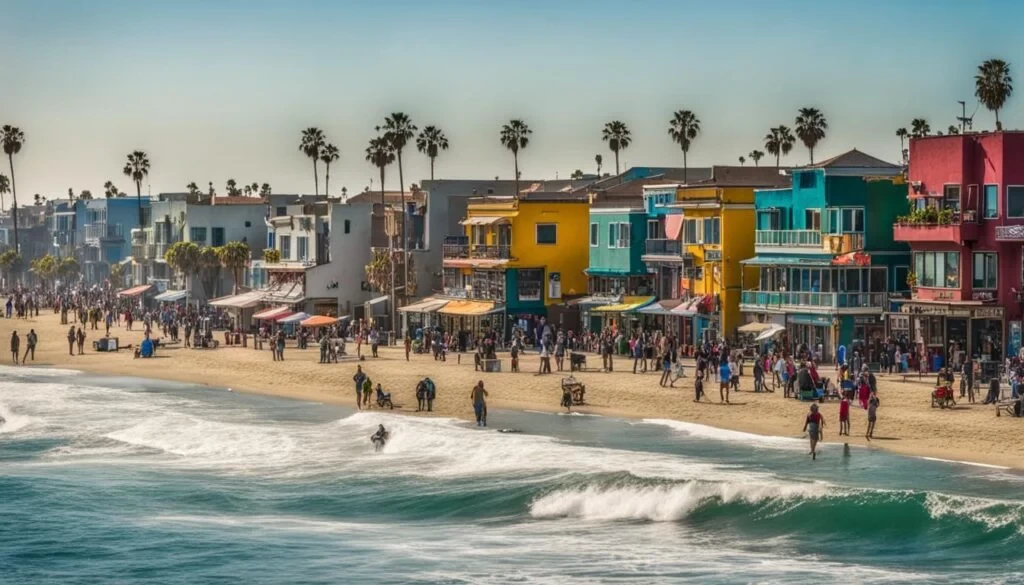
[471,381,488,427]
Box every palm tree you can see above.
[764,126,796,168]
[108,261,125,288]
[975,59,1013,130]
[320,143,339,199]
[0,173,8,210]
[186,182,201,197]
[738,156,746,166]
[795,108,828,164]
[365,133,397,333]
[383,113,418,295]
[299,127,326,196]
[122,150,150,226]
[259,183,272,199]
[226,179,240,196]
[910,118,931,138]
[896,127,909,161]
[749,150,765,166]
[667,110,701,182]
[571,170,585,180]
[1,125,25,252]
[164,241,199,293]
[216,241,251,294]
[595,154,602,177]
[602,120,632,175]
[197,246,222,298]
[948,125,961,135]
[500,119,532,197]
[79,190,93,200]
[250,182,258,196]
[416,125,449,182]
[103,180,119,198]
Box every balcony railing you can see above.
[84,222,124,242]
[741,290,886,310]
[893,220,979,243]
[471,244,510,259]
[442,236,510,260]
[755,230,822,248]
[644,239,683,256]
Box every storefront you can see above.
[592,296,656,333]
[900,302,1005,371]
[398,297,450,336]
[787,313,835,362]
[439,300,505,347]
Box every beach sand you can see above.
[2,308,1020,469]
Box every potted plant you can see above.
[906,271,918,292]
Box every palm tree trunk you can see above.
[683,151,688,184]
[513,152,520,199]
[136,180,143,226]
[776,153,781,169]
[430,157,435,182]
[809,147,814,165]
[996,110,1002,131]
[313,158,319,197]
[397,150,407,310]
[8,153,18,254]
[614,150,620,175]
[381,165,395,340]
[324,163,330,200]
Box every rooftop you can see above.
[685,166,792,189]
[805,148,901,174]
[346,190,427,205]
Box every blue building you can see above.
[739,150,908,362]
[77,197,151,282]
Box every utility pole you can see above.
[957,101,969,133]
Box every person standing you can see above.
[22,329,37,364]
[76,327,86,355]
[10,330,20,365]
[718,357,731,404]
[404,334,412,361]
[866,392,880,440]
[369,328,380,358]
[632,335,645,374]
[353,366,367,411]
[276,330,285,361]
[425,377,436,412]
[753,357,764,393]
[67,326,77,357]
[961,357,975,402]
[802,403,824,460]
[538,342,551,374]
[839,394,851,436]
[471,381,488,427]
[415,379,427,411]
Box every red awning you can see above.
[117,284,152,298]
[664,214,685,240]
[253,306,292,321]
[832,251,871,266]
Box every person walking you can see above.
[76,327,86,355]
[471,381,488,427]
[353,366,367,411]
[22,329,37,364]
[67,326,77,357]
[404,334,412,361]
[802,403,824,460]
[632,336,645,374]
[10,330,20,365]
[866,391,880,440]
[425,377,436,412]
[719,357,731,404]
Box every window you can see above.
[244,221,252,228]
[590,223,599,246]
[798,172,817,189]
[518,268,544,302]
[275,206,287,217]
[913,251,960,288]
[618,223,631,248]
[757,210,780,230]
[682,219,699,244]
[536,224,557,245]
[279,235,291,260]
[825,208,864,234]
[973,252,998,289]
[647,219,661,240]
[1008,186,1024,218]
[344,219,351,234]
[805,209,821,231]
[297,236,309,261]
[608,223,618,248]
[189,227,207,243]
[984,184,999,218]
[943,184,961,213]
[702,217,720,244]
[211,227,225,246]
[267,232,275,249]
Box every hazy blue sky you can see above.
[2,0,1022,200]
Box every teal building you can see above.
[739,150,909,362]
[583,201,654,331]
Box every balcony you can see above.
[132,243,156,259]
[642,239,684,262]
[84,222,125,243]
[755,230,822,249]
[442,236,511,261]
[740,290,886,313]
[893,208,979,244]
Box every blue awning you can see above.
[153,289,187,302]
[740,256,833,266]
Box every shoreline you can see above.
[3,310,1024,470]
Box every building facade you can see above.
[893,132,1024,371]
[740,150,908,362]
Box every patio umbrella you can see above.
[300,315,339,328]
[755,324,787,342]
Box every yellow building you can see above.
[656,167,789,344]
[440,192,590,339]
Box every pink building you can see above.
[892,132,1024,373]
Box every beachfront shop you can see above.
[117,284,154,308]
[591,296,656,334]
[439,300,505,348]
[209,291,266,331]
[398,297,449,336]
[898,302,1005,372]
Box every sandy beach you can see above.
[2,307,1021,469]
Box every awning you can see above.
[300,315,339,328]
[593,296,656,313]
[665,214,684,240]
[398,297,449,313]
[439,300,501,316]
[832,251,871,266]
[117,284,152,298]
[366,296,389,306]
[672,295,707,316]
[755,324,787,342]
[637,299,683,316]
[568,296,617,307]
[459,216,507,226]
[153,289,187,302]
[738,322,774,334]
[253,306,292,321]
[740,256,833,266]
[442,258,509,269]
[278,312,310,324]
[263,281,305,304]
[209,291,265,309]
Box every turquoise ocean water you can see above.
[2,365,1024,584]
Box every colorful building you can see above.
[441,191,590,339]
[740,150,908,362]
[583,200,655,332]
[641,167,790,346]
[893,132,1024,372]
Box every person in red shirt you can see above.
[802,403,825,460]
[839,395,851,436]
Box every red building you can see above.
[892,132,1024,372]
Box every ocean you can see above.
[1,366,1023,585]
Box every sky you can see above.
[2,0,1023,201]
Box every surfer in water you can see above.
[370,424,389,450]
[802,403,824,460]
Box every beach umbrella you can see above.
[300,315,339,328]
[755,324,786,342]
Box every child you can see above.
[694,373,704,402]
[839,394,851,436]
[510,343,520,372]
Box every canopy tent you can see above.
[592,296,656,313]
[755,324,787,342]
[253,306,292,321]
[153,289,187,302]
[209,291,265,309]
[738,322,775,334]
[439,300,501,316]
[300,315,339,328]
[636,299,683,316]
[277,312,310,324]
[398,297,449,313]
[672,295,709,317]
[117,284,152,298]
[263,281,305,304]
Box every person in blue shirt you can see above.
[140,334,155,358]
[719,358,732,404]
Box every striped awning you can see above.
[117,284,152,298]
